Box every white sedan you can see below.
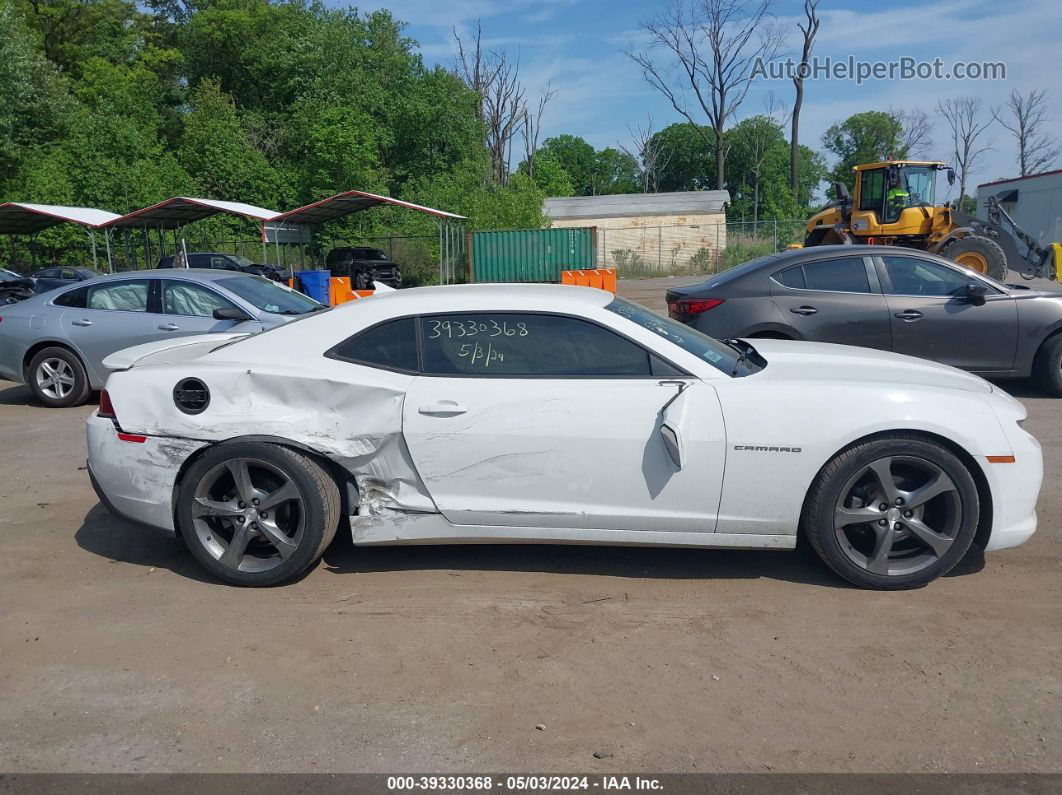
[86,284,1042,589]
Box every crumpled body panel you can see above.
[105,361,437,517]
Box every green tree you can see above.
[0,0,75,187]
[592,148,640,195]
[648,123,715,192]
[535,135,598,195]
[178,79,286,207]
[822,111,907,192]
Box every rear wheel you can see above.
[1033,333,1062,396]
[942,235,1008,281]
[803,434,979,589]
[27,346,91,408]
[176,442,341,586]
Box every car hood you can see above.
[743,338,993,394]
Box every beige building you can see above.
[544,190,729,272]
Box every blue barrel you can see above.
[295,269,331,305]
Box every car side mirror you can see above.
[965,283,987,306]
[833,181,850,201]
[213,307,253,322]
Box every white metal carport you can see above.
[0,203,121,272]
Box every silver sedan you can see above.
[0,269,323,407]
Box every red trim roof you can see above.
[978,168,1062,189]
[267,190,466,226]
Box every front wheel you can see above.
[802,434,980,589]
[176,442,341,586]
[942,235,1008,281]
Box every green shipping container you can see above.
[470,227,595,283]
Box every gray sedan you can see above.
[0,269,323,407]
[666,245,1062,395]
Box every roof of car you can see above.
[342,282,612,309]
[77,268,258,285]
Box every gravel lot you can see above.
[0,278,1059,774]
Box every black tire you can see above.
[27,346,92,408]
[1032,333,1062,396]
[176,442,341,586]
[942,235,1008,281]
[802,434,980,590]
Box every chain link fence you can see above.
[600,219,807,280]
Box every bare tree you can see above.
[992,89,1060,176]
[454,22,527,186]
[628,0,783,191]
[618,115,673,192]
[521,82,558,180]
[891,107,933,159]
[936,97,993,201]
[790,0,819,198]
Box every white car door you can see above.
[401,311,727,532]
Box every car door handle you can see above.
[71,319,93,327]
[419,401,467,417]
[158,323,180,331]
[894,310,923,321]
[790,305,818,316]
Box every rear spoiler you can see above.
[102,333,250,372]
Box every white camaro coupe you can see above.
[87,284,1042,589]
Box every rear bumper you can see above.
[86,412,208,535]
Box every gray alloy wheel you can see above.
[802,434,979,589]
[191,457,307,574]
[176,442,341,586]
[833,455,961,576]
[27,346,91,408]
[35,357,76,401]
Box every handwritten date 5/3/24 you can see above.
[427,318,529,339]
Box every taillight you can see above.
[98,389,116,420]
[668,298,725,319]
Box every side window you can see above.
[61,269,80,281]
[329,317,419,372]
[882,256,981,297]
[802,257,871,293]
[421,313,652,377]
[774,265,806,289]
[37,268,59,279]
[86,280,150,312]
[53,286,87,308]
[859,169,885,212]
[164,281,237,317]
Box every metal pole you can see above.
[88,230,98,271]
[774,218,778,251]
[104,229,113,272]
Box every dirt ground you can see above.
[0,278,1059,774]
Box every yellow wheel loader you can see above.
[804,160,1062,282]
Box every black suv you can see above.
[157,252,284,282]
[325,247,402,289]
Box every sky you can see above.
[361,0,1062,198]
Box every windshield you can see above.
[900,166,936,206]
[0,270,19,282]
[605,297,753,376]
[217,275,322,315]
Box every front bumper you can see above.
[980,408,1043,552]
[86,412,208,535]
